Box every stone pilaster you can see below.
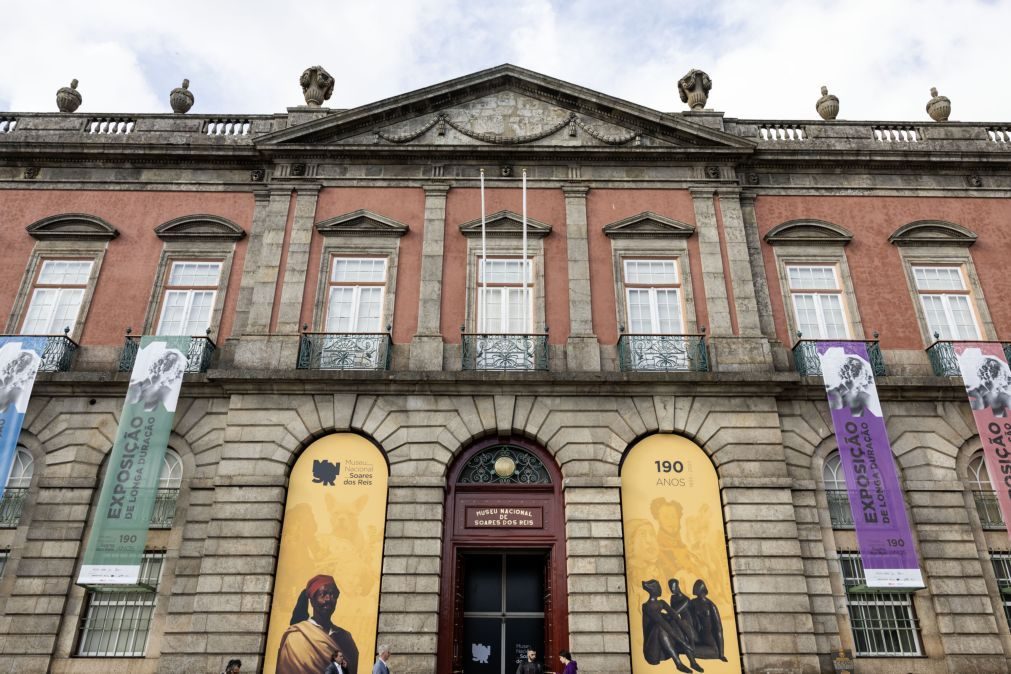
[739,191,777,340]
[375,476,444,674]
[231,190,271,338]
[409,184,450,371]
[715,190,762,337]
[564,478,631,673]
[275,186,321,334]
[690,188,732,335]
[244,187,295,335]
[562,185,601,371]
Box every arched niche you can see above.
[620,434,742,674]
[263,433,389,674]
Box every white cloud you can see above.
[0,0,1007,121]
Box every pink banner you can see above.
[954,343,1011,539]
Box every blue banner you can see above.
[0,336,46,497]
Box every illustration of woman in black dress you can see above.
[689,580,726,662]
[640,579,703,673]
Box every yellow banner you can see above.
[621,435,741,674]
[264,434,389,674]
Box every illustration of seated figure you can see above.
[688,579,726,662]
[640,579,703,674]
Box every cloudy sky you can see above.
[0,0,1006,121]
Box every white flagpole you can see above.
[480,168,487,334]
[522,168,528,333]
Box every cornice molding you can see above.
[603,212,695,239]
[26,213,118,241]
[459,210,552,239]
[764,219,853,246]
[888,220,977,247]
[315,209,409,238]
[155,214,246,241]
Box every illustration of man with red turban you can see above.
[277,574,359,674]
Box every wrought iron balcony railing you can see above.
[926,338,1011,377]
[973,490,1005,529]
[826,489,855,529]
[792,337,886,377]
[0,488,28,528]
[149,488,179,529]
[118,332,216,373]
[0,330,78,371]
[617,333,709,372]
[296,332,391,370]
[461,333,548,371]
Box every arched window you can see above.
[823,451,853,528]
[1,447,33,528]
[967,453,1003,529]
[151,449,182,529]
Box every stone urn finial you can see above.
[816,85,839,120]
[299,65,335,107]
[926,86,951,121]
[678,69,712,110]
[170,79,194,114]
[56,79,82,113]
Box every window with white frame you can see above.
[823,452,853,529]
[0,447,32,528]
[990,551,1011,627]
[6,447,33,490]
[477,258,532,334]
[911,266,981,340]
[156,261,222,336]
[77,552,164,657]
[20,259,93,335]
[968,453,1004,529]
[839,552,922,656]
[151,450,182,530]
[786,265,850,339]
[0,549,7,578]
[324,257,387,333]
[623,259,684,334]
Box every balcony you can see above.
[974,490,1005,530]
[296,332,391,370]
[617,333,709,372]
[792,338,886,377]
[462,334,548,371]
[826,489,855,529]
[0,488,27,528]
[118,333,216,374]
[926,339,1011,377]
[0,331,78,371]
[149,488,179,529]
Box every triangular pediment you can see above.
[27,213,118,241]
[257,64,754,152]
[889,220,976,247]
[155,215,246,241]
[603,212,695,239]
[459,210,552,239]
[316,210,408,237]
[764,220,853,246]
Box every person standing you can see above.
[326,650,348,674]
[372,644,391,674]
[558,651,578,674]
[220,659,241,674]
[516,648,543,674]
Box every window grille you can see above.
[839,552,922,656]
[77,553,164,657]
[990,551,1011,627]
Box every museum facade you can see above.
[1,64,1010,673]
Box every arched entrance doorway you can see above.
[438,438,568,674]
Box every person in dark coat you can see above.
[689,580,727,662]
[640,579,702,673]
[667,579,703,672]
[516,648,543,674]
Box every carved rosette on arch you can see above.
[299,65,335,107]
[678,69,712,111]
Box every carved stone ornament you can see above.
[459,210,552,239]
[23,167,39,180]
[27,213,119,241]
[155,214,246,241]
[926,87,950,122]
[56,79,82,113]
[678,69,712,110]
[170,79,194,114]
[299,65,334,107]
[816,85,839,120]
[249,169,265,182]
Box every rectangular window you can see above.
[912,265,981,340]
[324,257,387,333]
[156,261,222,336]
[623,259,684,334]
[20,259,93,335]
[77,553,164,657]
[0,549,8,577]
[477,258,532,333]
[839,553,922,656]
[991,551,1011,627]
[787,265,849,339]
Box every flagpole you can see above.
[522,168,528,333]
[480,168,487,334]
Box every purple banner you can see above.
[817,341,924,588]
